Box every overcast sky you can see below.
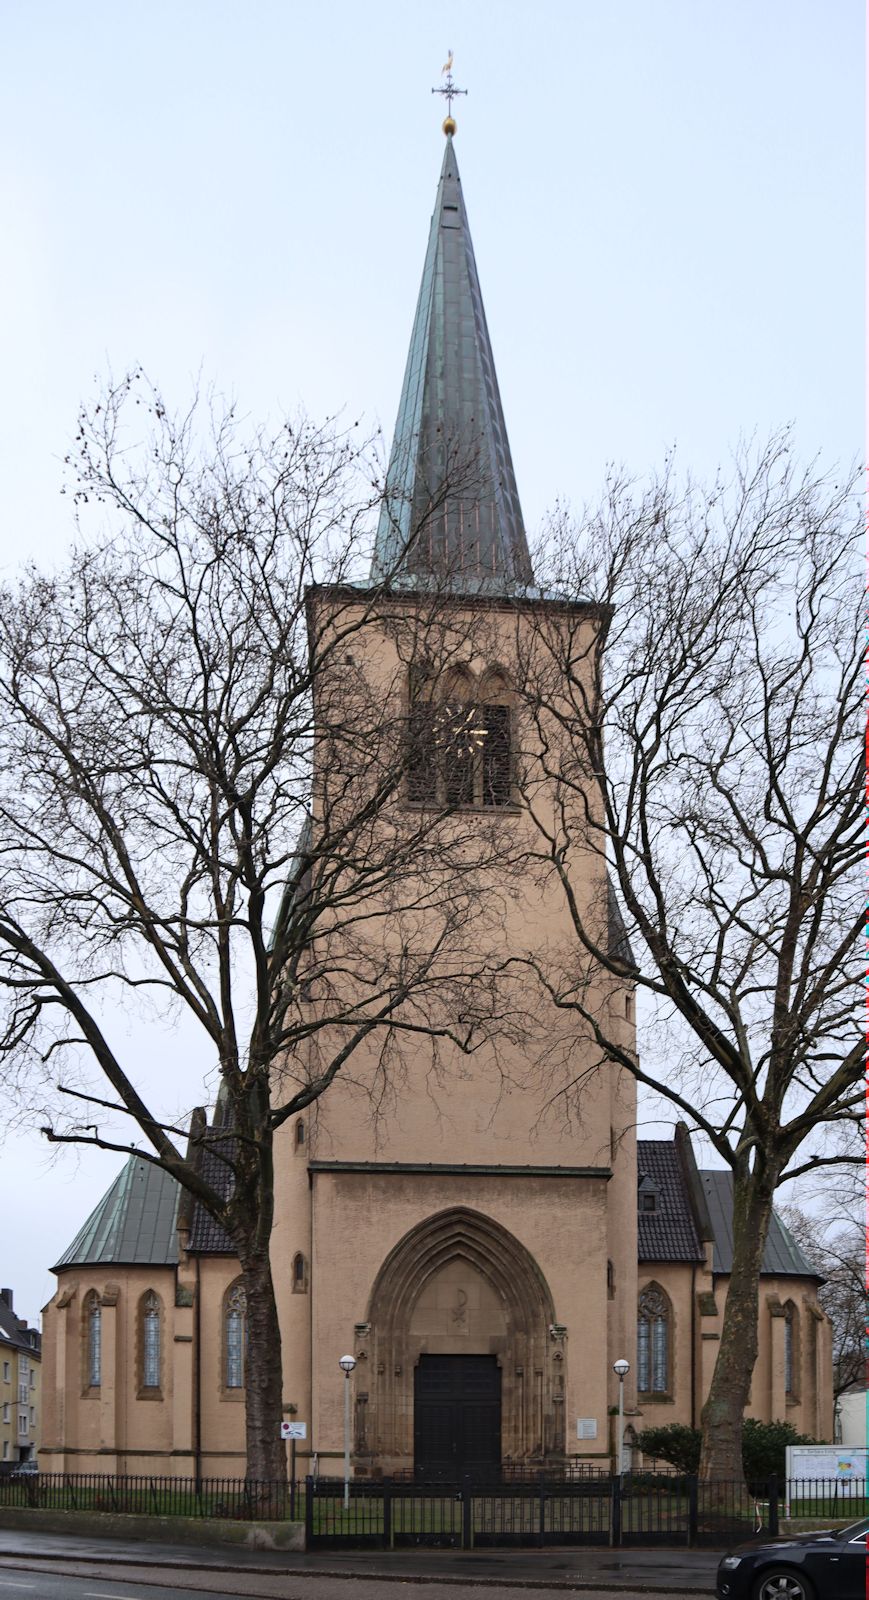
[0,1,863,1328]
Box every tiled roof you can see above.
[186,1135,236,1254]
[53,1157,179,1270]
[700,1169,821,1279]
[636,1140,705,1262]
[0,1295,40,1356]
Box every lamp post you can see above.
[612,1358,630,1478]
[338,1355,356,1510]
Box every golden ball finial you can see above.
[442,115,457,137]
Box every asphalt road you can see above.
[0,1565,715,1600]
[0,1529,721,1599]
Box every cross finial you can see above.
[431,51,467,136]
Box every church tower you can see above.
[272,127,639,1477]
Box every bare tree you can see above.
[0,373,519,1482]
[514,435,862,1482]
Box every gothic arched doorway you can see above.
[356,1208,565,1475]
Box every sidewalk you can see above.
[0,1526,719,1593]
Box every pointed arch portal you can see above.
[360,1208,565,1473]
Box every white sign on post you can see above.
[280,1420,307,1440]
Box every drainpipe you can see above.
[690,1264,696,1429]
[194,1255,202,1489]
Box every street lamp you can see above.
[338,1355,356,1510]
[612,1358,630,1478]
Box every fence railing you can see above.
[0,1472,298,1522]
[305,1472,869,1549]
[0,1469,863,1547]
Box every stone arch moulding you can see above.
[359,1207,565,1473]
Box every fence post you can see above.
[383,1476,392,1549]
[610,1474,621,1547]
[304,1475,314,1547]
[461,1476,472,1550]
[768,1477,779,1538]
[687,1475,698,1546]
[538,1471,546,1548]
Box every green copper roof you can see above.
[53,1156,179,1270]
[372,136,534,593]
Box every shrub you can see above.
[741,1419,815,1484]
[636,1424,701,1474]
[637,1418,816,1482]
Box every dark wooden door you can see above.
[414,1354,501,1480]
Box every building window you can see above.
[637,1284,671,1395]
[18,1413,27,1437]
[29,1407,35,1427]
[84,1291,101,1388]
[224,1282,247,1390]
[784,1302,799,1397]
[406,669,514,809]
[607,1259,616,1299]
[2,1403,8,1423]
[141,1291,161,1390]
[295,1120,305,1150]
[292,1253,308,1294]
[2,1441,8,1461]
[2,1362,8,1383]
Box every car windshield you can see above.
[838,1516,868,1541]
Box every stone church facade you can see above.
[40,134,832,1477]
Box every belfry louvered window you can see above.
[406,676,512,809]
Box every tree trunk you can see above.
[699,1167,776,1483]
[239,1244,287,1484]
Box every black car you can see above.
[716,1515,867,1599]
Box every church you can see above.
[39,128,832,1479]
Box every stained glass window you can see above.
[86,1294,101,1388]
[637,1285,670,1394]
[225,1284,246,1389]
[142,1292,160,1389]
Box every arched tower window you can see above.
[224,1281,247,1390]
[406,666,513,809]
[141,1291,161,1390]
[294,1119,305,1150]
[84,1291,101,1389]
[637,1283,671,1396]
[292,1252,308,1293]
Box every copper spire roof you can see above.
[372,135,534,593]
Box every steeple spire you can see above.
[372,134,534,593]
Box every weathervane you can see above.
[432,50,467,136]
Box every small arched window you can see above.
[292,1252,308,1294]
[141,1291,161,1390]
[84,1291,101,1388]
[637,1284,671,1395]
[784,1301,798,1397]
[295,1120,305,1150]
[607,1259,615,1299]
[225,1282,247,1390]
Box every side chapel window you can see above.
[85,1291,101,1388]
[225,1282,247,1390]
[292,1252,308,1293]
[637,1284,671,1395]
[406,668,513,809]
[141,1291,161,1390]
[784,1301,798,1397]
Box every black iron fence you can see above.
[0,1469,863,1548]
[0,1472,296,1522]
[305,1473,868,1550]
